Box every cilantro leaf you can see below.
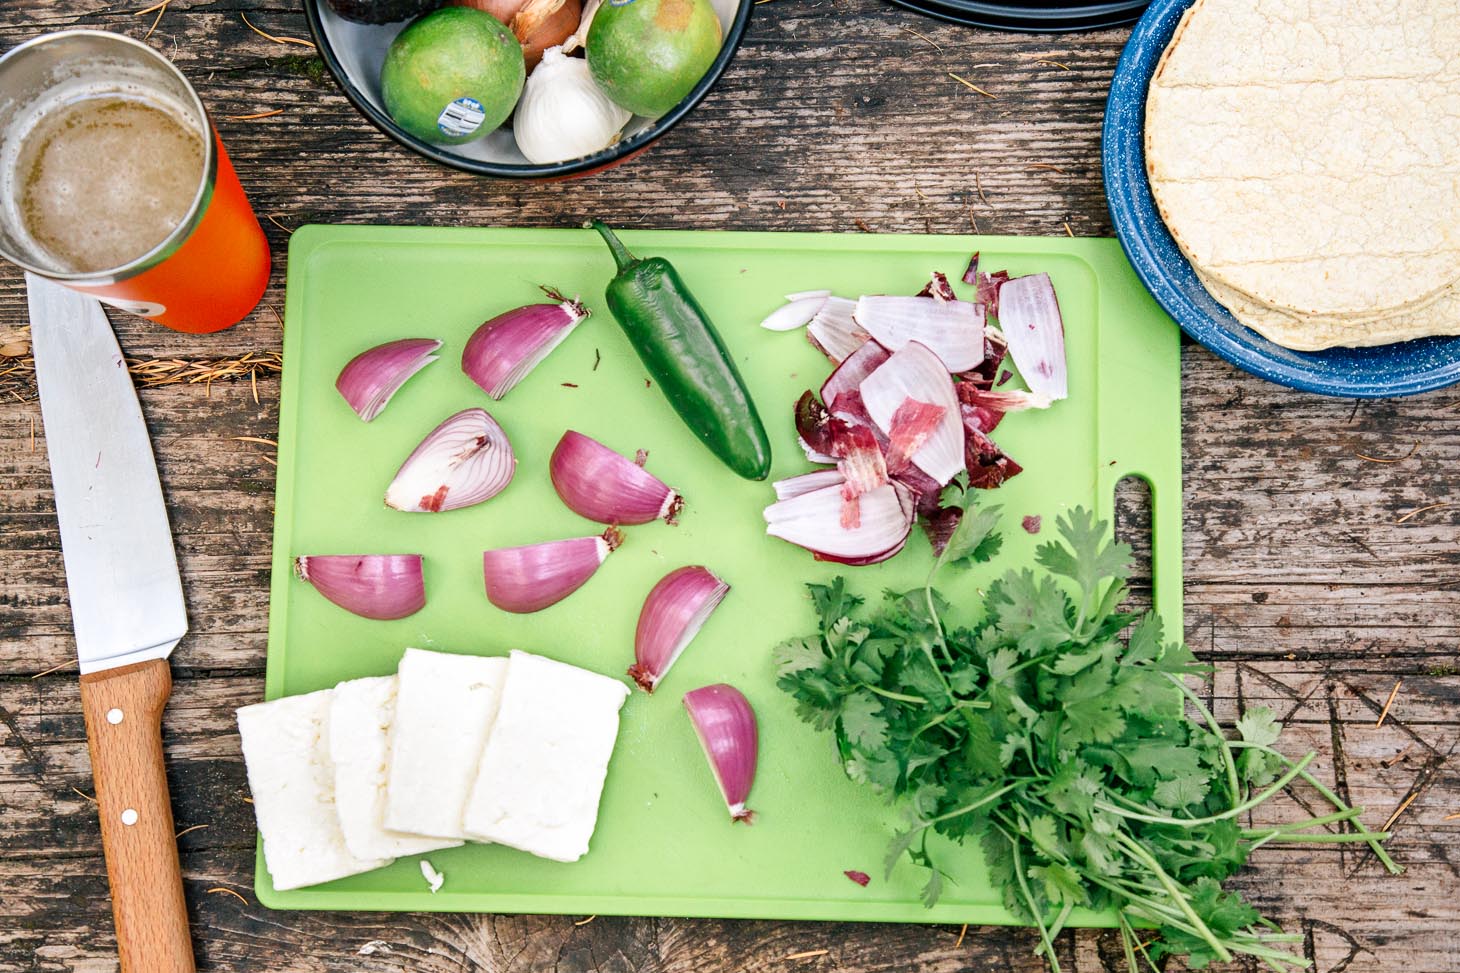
[1153,774,1210,809]
[938,502,1004,569]
[774,505,1388,973]
[773,636,825,677]
[839,693,889,753]
[1236,707,1282,748]
[1036,508,1132,611]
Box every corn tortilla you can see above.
[1146,0,1460,347]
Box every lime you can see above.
[586,0,722,118]
[381,7,526,145]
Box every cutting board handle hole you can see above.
[1114,474,1154,616]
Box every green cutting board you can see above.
[261,226,1181,924]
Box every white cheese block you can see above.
[384,648,509,839]
[237,689,391,891]
[329,675,462,861]
[462,650,630,862]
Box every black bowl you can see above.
[304,0,752,179]
[884,0,1148,31]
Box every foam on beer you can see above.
[1,75,204,276]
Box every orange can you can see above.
[0,31,269,334]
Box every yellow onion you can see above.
[511,0,580,70]
[449,0,530,25]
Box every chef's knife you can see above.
[27,273,196,973]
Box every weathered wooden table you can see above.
[3,2,1457,970]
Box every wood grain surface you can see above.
[2,2,1458,971]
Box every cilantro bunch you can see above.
[775,505,1399,972]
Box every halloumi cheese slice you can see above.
[237,689,391,891]
[462,650,630,862]
[384,648,509,839]
[329,675,463,861]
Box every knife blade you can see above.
[28,273,196,973]
[27,273,187,671]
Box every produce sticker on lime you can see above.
[437,97,487,139]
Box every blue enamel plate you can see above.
[1102,0,1460,398]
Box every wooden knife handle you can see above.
[79,658,197,973]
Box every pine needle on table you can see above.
[241,13,315,48]
[1395,501,1454,525]
[1375,679,1402,728]
[31,657,77,680]
[948,73,997,99]
[899,25,942,51]
[140,0,170,40]
[227,109,285,121]
[1356,441,1421,464]
[784,949,830,961]
[207,887,249,905]
[1382,791,1420,832]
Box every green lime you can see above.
[380,6,525,145]
[586,0,722,118]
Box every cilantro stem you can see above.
[926,781,1029,825]
[1239,807,1361,836]
[1227,742,1401,875]
[1048,899,1075,941]
[912,699,990,738]
[1111,832,1232,963]
[1117,914,1162,973]
[1006,828,1063,973]
[859,683,928,705]
[1163,672,1242,805]
[1095,751,1315,827]
[1245,829,1390,853]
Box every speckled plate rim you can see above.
[1102,0,1460,399]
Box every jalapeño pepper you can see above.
[591,221,772,481]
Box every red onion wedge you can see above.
[957,385,1052,434]
[462,289,590,400]
[773,469,846,500]
[860,341,965,485]
[820,340,890,407]
[977,269,1011,316]
[294,554,425,620]
[917,271,957,303]
[550,430,683,525]
[852,296,985,372]
[758,294,829,332]
[683,684,758,823]
[764,481,913,561]
[798,435,838,465]
[482,527,621,613]
[336,338,441,421]
[832,424,887,528]
[962,251,980,286]
[806,297,864,363]
[883,398,948,475]
[964,424,1024,490]
[995,273,1068,401]
[386,408,516,512]
[628,566,729,692]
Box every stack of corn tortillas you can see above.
[1144,0,1460,351]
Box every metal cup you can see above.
[0,30,270,333]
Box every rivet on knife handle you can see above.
[79,659,196,973]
